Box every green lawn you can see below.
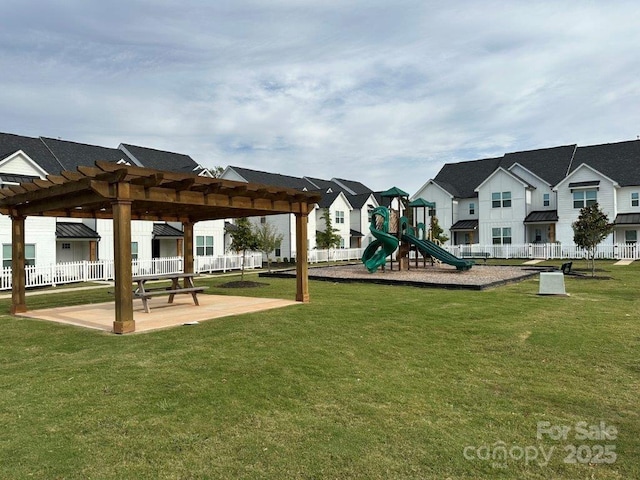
[1,261,638,479]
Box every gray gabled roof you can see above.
[0,132,63,175]
[120,143,200,173]
[56,222,100,239]
[304,177,341,193]
[40,137,128,174]
[349,192,375,209]
[228,166,312,190]
[316,190,341,209]
[570,140,640,186]
[433,157,502,198]
[501,144,576,186]
[332,178,373,195]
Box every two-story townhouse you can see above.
[348,193,379,248]
[315,191,353,249]
[555,140,640,246]
[412,140,640,249]
[411,157,502,245]
[0,132,221,267]
[222,166,376,259]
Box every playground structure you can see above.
[361,187,474,273]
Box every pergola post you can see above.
[183,222,194,276]
[112,199,134,334]
[295,212,310,302]
[10,214,27,314]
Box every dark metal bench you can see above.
[560,261,573,274]
[460,252,491,264]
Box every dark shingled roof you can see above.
[433,157,502,198]
[120,144,199,173]
[0,174,39,184]
[348,192,375,209]
[0,132,63,175]
[431,145,577,198]
[524,210,559,223]
[153,223,184,237]
[41,137,128,174]
[56,222,100,239]
[350,229,363,237]
[615,213,640,225]
[332,178,373,195]
[304,177,343,193]
[316,191,342,209]
[228,166,312,190]
[570,140,640,186]
[450,219,479,231]
[501,144,576,186]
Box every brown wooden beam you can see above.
[295,213,310,303]
[183,222,194,276]
[130,173,164,187]
[10,215,27,314]
[112,200,134,334]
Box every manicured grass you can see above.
[0,261,638,479]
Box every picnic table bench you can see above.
[132,273,208,313]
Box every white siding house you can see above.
[554,164,618,246]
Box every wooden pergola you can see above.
[0,161,321,333]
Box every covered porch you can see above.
[523,210,558,243]
[0,161,320,333]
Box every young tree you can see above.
[315,208,342,250]
[226,217,259,280]
[209,166,225,178]
[429,216,449,244]
[254,220,283,272]
[572,203,614,276]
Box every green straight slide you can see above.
[362,207,399,273]
[401,233,474,271]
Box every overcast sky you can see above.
[1,1,639,193]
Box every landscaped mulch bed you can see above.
[262,263,547,290]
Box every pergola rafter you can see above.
[0,161,321,333]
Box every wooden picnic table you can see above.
[132,272,208,313]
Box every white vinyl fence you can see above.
[444,243,640,260]
[1,253,263,291]
[2,243,637,291]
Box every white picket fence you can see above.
[0,253,263,291]
[307,248,365,263]
[443,243,640,260]
[2,243,637,291]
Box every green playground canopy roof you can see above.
[380,186,409,197]
[408,198,436,208]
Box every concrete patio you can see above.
[15,294,298,333]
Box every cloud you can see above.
[0,1,639,193]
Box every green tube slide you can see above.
[361,206,399,273]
